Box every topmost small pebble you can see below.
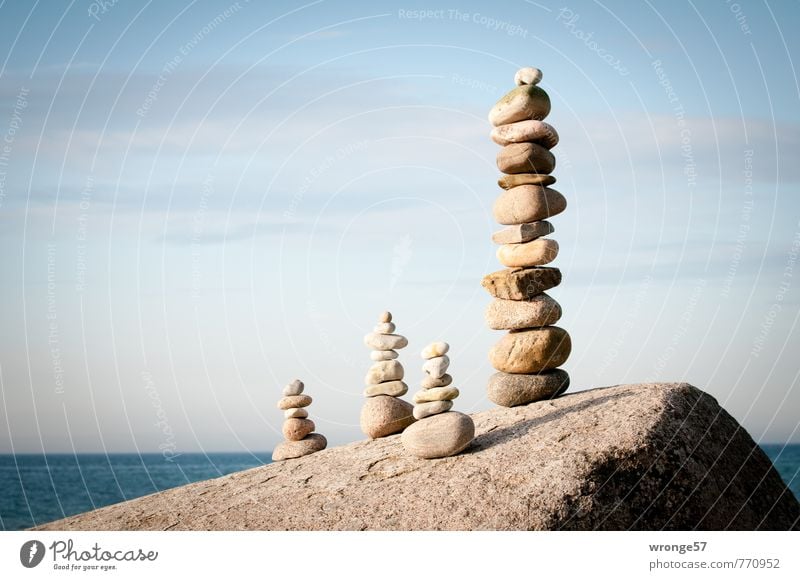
[380,311,392,323]
[514,67,542,86]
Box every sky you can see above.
[0,0,798,455]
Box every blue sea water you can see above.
[0,452,271,531]
[0,446,797,531]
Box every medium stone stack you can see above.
[483,67,572,407]
[360,311,415,438]
[402,342,475,459]
[272,379,327,461]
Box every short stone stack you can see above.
[360,311,415,438]
[483,67,572,408]
[272,379,327,461]
[401,342,475,459]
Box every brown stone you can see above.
[487,369,569,407]
[497,142,556,175]
[498,173,556,189]
[493,185,566,225]
[360,395,415,439]
[489,327,571,373]
[485,294,562,330]
[401,411,475,459]
[481,267,562,300]
[364,380,408,398]
[491,119,559,148]
[421,374,453,389]
[278,395,312,410]
[492,222,554,244]
[497,238,559,268]
[413,386,459,404]
[271,433,327,461]
[282,418,315,441]
[489,85,551,126]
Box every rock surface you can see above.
[38,384,800,531]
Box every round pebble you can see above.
[422,355,450,378]
[421,342,450,359]
[282,379,304,396]
[491,119,558,148]
[380,311,392,323]
[487,369,569,407]
[421,373,453,389]
[493,185,566,225]
[374,322,396,334]
[364,332,408,351]
[272,433,327,461]
[413,400,453,420]
[497,238,559,268]
[488,327,571,374]
[514,67,542,86]
[284,407,308,419]
[497,142,556,175]
[485,294,562,330]
[283,418,315,441]
[360,395,415,439]
[364,360,404,385]
[370,349,399,361]
[401,411,475,459]
[489,85,551,126]
[277,395,312,410]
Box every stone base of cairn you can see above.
[483,67,572,407]
[360,311,415,438]
[272,379,327,461]
[402,342,474,459]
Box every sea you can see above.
[1,446,798,531]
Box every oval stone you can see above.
[421,341,449,359]
[278,395,312,410]
[491,222,554,244]
[493,185,567,225]
[283,418,315,441]
[364,380,408,398]
[481,267,562,300]
[379,311,392,323]
[365,360,404,385]
[489,85,551,126]
[514,67,542,86]
[374,322,396,334]
[498,173,556,189]
[284,407,309,419]
[489,327,571,374]
[487,369,570,407]
[497,142,556,175]
[413,400,453,420]
[413,386,459,404]
[360,395,415,439]
[497,238,559,268]
[370,349,399,361]
[282,379,304,396]
[422,355,450,378]
[485,294,562,330]
[401,411,475,459]
[364,332,408,350]
[491,119,558,148]
[271,433,327,461]
[421,373,453,389]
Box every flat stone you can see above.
[401,411,475,459]
[497,142,556,175]
[498,173,556,189]
[489,327,571,374]
[493,185,567,225]
[370,349,398,361]
[492,222,554,244]
[282,379,304,396]
[481,267,562,300]
[364,380,408,398]
[283,418,315,441]
[271,433,327,461]
[421,341,449,359]
[491,119,558,148]
[374,322,396,334]
[413,400,454,420]
[284,408,308,419]
[487,369,570,407]
[379,311,392,323]
[278,395,312,410]
[485,294,562,330]
[422,355,450,378]
[514,67,542,86]
[360,395,415,439]
[489,85,551,126]
[497,238,559,268]
[413,386,459,404]
[365,360,404,385]
[421,374,453,389]
[364,332,408,350]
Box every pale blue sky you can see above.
[1,0,799,454]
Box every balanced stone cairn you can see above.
[401,342,475,459]
[483,67,572,407]
[360,311,415,438]
[272,379,327,461]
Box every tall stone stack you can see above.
[483,67,572,408]
[272,379,327,461]
[360,311,416,438]
[402,341,474,459]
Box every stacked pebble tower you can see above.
[360,311,416,438]
[272,379,327,461]
[482,67,572,408]
[401,341,475,459]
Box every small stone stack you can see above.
[360,311,415,438]
[401,342,475,459]
[483,67,572,408]
[272,379,327,461]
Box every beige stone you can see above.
[489,327,571,374]
[497,142,556,174]
[364,380,408,398]
[365,360,404,385]
[401,411,475,459]
[493,185,566,225]
[421,374,453,389]
[422,355,450,378]
[360,395,415,439]
[497,238,559,268]
[514,67,542,86]
[421,341,449,359]
[498,173,556,189]
[413,400,453,420]
[271,433,326,461]
[374,322,396,334]
[487,369,569,407]
[485,294,562,330]
[364,332,408,350]
[491,119,558,148]
[413,386,459,404]
[283,418,315,441]
[284,408,308,419]
[491,222,554,244]
[278,395,312,410]
[489,85,551,126]
[481,267,562,300]
[282,379,304,396]
[379,311,392,323]
[371,349,398,361]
